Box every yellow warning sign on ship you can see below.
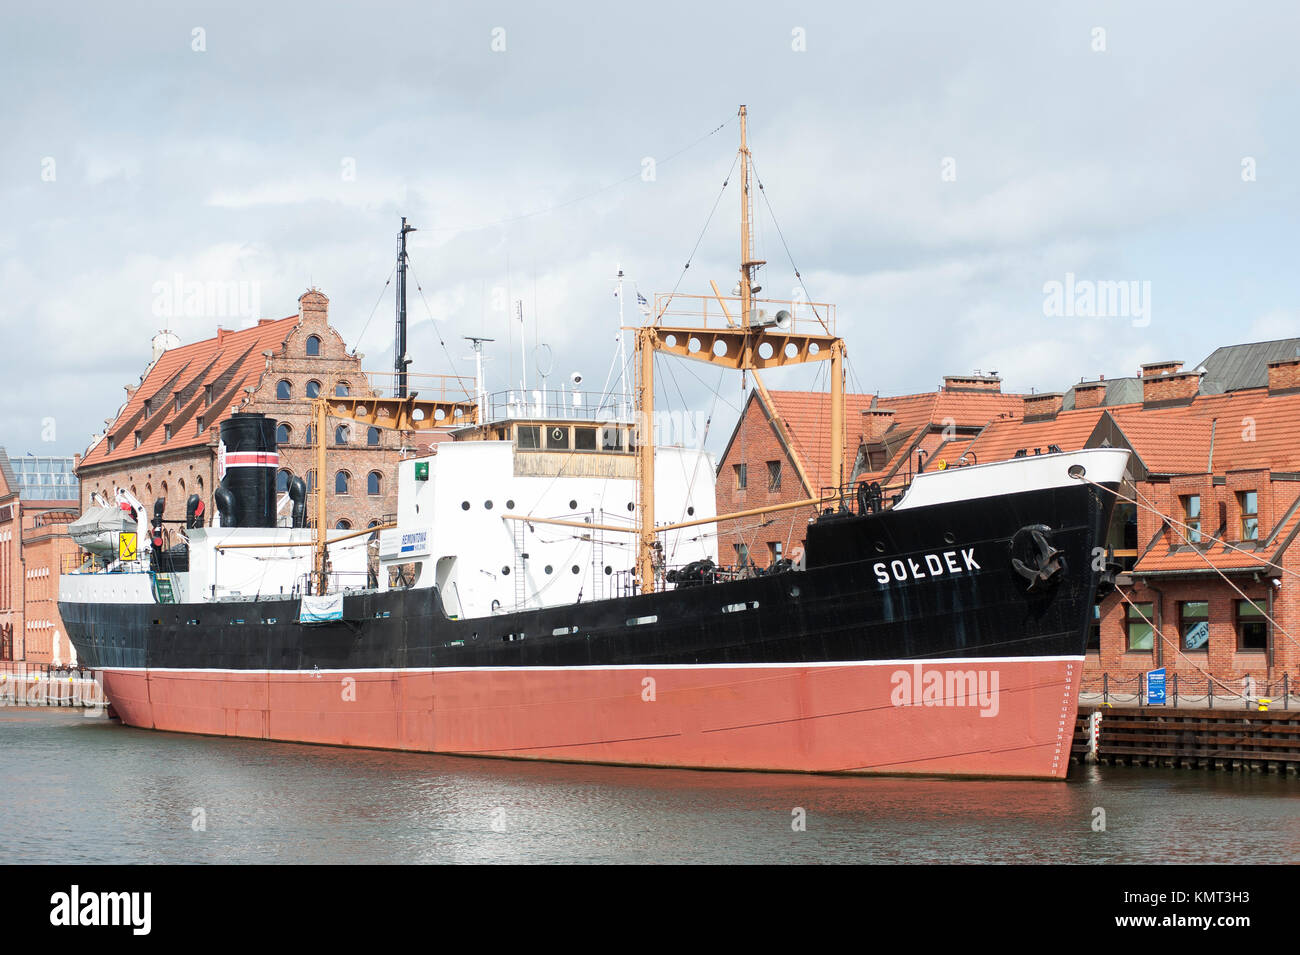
[119,532,137,561]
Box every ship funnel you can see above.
[217,413,279,527]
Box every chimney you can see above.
[1023,392,1064,421]
[216,326,226,346]
[1267,357,1300,395]
[298,289,330,324]
[942,374,1002,393]
[864,409,896,441]
[1073,381,1106,409]
[1141,360,1200,406]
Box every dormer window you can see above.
[143,398,152,416]
[134,431,143,449]
[164,424,172,442]
[107,436,116,452]
[204,384,213,406]
[197,416,205,435]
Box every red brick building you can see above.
[77,290,413,537]
[0,450,80,664]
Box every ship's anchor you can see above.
[1010,524,1064,592]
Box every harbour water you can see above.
[3,708,1297,865]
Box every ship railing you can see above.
[295,569,382,597]
[650,292,836,336]
[62,553,108,574]
[817,480,910,518]
[483,390,635,425]
[1079,672,1295,710]
[363,371,476,402]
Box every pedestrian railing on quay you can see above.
[1079,672,1295,710]
[0,661,106,709]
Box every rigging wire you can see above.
[349,263,397,356]
[748,154,832,336]
[654,152,741,324]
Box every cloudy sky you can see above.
[3,1,1299,457]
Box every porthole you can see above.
[943,531,956,545]
[461,501,470,511]
[506,499,516,510]
[873,541,886,553]
[687,506,695,516]
[627,502,635,512]
[790,585,801,598]
[569,499,578,510]
[571,565,580,575]
[604,566,612,575]
[502,566,511,576]
[544,565,553,575]
[484,500,494,510]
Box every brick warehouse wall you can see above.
[715,394,818,568]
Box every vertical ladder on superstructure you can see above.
[512,519,526,611]
[591,509,605,601]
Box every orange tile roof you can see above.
[81,317,299,469]
[766,390,875,489]
[960,407,1110,466]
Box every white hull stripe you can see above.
[96,655,1084,675]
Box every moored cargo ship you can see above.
[59,107,1127,778]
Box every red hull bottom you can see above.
[99,657,1082,779]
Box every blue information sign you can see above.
[1146,667,1167,705]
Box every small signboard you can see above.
[118,531,137,561]
[1146,667,1167,706]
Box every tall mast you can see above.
[617,266,627,419]
[395,217,416,398]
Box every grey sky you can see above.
[3,1,1298,456]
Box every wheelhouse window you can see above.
[1125,602,1154,652]
[600,427,625,451]
[1236,599,1267,651]
[1238,491,1258,541]
[1179,600,1209,651]
[574,427,597,451]
[546,426,570,451]
[1181,495,1201,543]
[516,425,541,450]
[734,464,747,490]
[766,460,782,492]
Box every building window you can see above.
[276,469,291,494]
[204,384,213,406]
[1236,599,1267,651]
[307,470,316,492]
[1238,491,1258,540]
[335,519,351,530]
[735,542,750,567]
[367,426,380,447]
[335,471,350,495]
[368,471,382,496]
[277,380,291,400]
[1181,495,1201,543]
[306,335,321,357]
[164,424,172,442]
[1179,600,1210,651]
[304,425,313,445]
[306,380,321,399]
[143,398,152,416]
[768,541,783,563]
[334,425,349,445]
[107,436,115,452]
[276,423,291,445]
[196,416,205,435]
[134,431,143,449]
[335,382,350,397]
[734,464,747,490]
[1125,602,1154,652]
[766,460,781,491]
[1087,601,1101,652]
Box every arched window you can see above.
[368,471,382,496]
[276,379,291,400]
[367,519,381,541]
[335,518,352,530]
[335,471,350,495]
[306,335,321,357]
[276,469,291,493]
[306,380,321,399]
[304,425,313,445]
[367,426,380,447]
[335,381,350,397]
[276,423,291,445]
[307,470,316,492]
[334,425,349,445]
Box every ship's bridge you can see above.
[454,390,639,473]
